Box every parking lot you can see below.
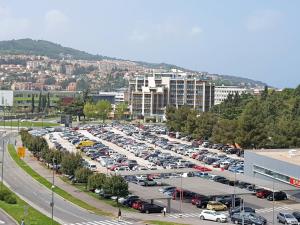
[30,124,300,225]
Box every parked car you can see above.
[199,210,227,223]
[256,189,272,198]
[229,206,255,216]
[206,201,227,211]
[277,212,298,225]
[139,203,163,214]
[292,211,300,222]
[231,212,267,225]
[266,191,287,201]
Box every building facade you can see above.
[244,149,300,189]
[214,85,248,105]
[0,90,78,111]
[129,72,214,120]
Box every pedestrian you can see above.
[118,208,122,221]
[163,207,166,217]
[20,219,25,225]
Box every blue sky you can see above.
[0,0,299,88]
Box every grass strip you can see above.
[0,184,60,225]
[7,144,112,217]
[145,221,189,225]
[0,121,59,127]
[60,177,136,212]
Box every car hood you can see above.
[286,218,298,223]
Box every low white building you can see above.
[0,90,14,107]
[214,85,249,105]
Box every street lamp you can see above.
[51,157,55,225]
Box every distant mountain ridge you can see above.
[0,38,267,87]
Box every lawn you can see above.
[7,144,112,217]
[145,221,189,225]
[0,121,59,127]
[0,184,60,225]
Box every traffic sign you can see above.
[17,147,26,158]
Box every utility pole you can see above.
[51,157,55,225]
[1,140,5,191]
[272,177,275,225]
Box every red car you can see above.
[132,200,145,210]
[256,189,272,198]
[193,165,212,172]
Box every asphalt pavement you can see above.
[0,209,17,225]
[0,131,136,225]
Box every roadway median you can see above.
[7,144,112,217]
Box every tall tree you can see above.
[31,95,35,113]
[83,102,97,119]
[37,92,42,112]
[103,175,129,203]
[95,100,112,122]
[115,102,128,120]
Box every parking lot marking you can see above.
[161,213,200,218]
[63,220,134,225]
[256,206,293,213]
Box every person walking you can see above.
[163,207,166,217]
[118,208,122,221]
[20,219,25,225]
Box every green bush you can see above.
[0,189,11,201]
[4,195,17,204]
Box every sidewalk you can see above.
[15,137,202,225]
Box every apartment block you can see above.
[129,72,214,120]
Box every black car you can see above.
[230,206,256,216]
[292,211,300,222]
[215,196,241,207]
[231,212,267,225]
[140,203,163,214]
[195,196,211,208]
[266,191,287,201]
[123,196,139,206]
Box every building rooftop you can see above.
[250,148,300,166]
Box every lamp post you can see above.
[272,177,275,225]
[51,157,55,225]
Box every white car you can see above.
[199,210,227,223]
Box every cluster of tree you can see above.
[83,100,112,122]
[99,73,129,92]
[20,130,129,202]
[31,92,50,113]
[166,86,300,149]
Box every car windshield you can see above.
[285,214,294,218]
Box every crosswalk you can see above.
[158,213,200,219]
[63,220,134,225]
[256,206,293,213]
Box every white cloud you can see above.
[45,9,69,34]
[0,5,30,39]
[190,26,203,35]
[246,9,283,32]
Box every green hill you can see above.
[0,38,112,60]
[0,38,267,87]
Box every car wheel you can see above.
[146,210,150,214]
[216,218,220,222]
[200,216,205,220]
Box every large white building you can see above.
[129,72,214,120]
[214,85,249,105]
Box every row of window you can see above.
[253,165,291,184]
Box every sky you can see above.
[0,0,299,88]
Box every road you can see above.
[0,131,135,225]
[0,209,17,225]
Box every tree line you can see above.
[20,130,129,202]
[166,86,300,149]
